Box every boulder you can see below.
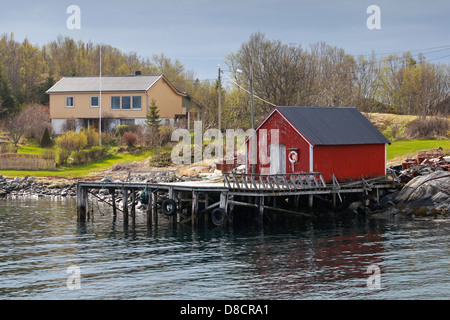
[393,171,450,212]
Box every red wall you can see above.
[314,144,386,181]
[247,111,311,174]
[246,110,387,181]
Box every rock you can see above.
[100,176,113,183]
[392,171,450,212]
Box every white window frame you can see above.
[111,96,121,110]
[122,96,131,110]
[132,96,142,110]
[90,96,99,108]
[65,96,74,108]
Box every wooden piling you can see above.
[122,187,129,225]
[153,190,158,225]
[130,188,136,222]
[77,184,88,223]
[308,194,314,208]
[111,189,117,218]
[192,191,198,228]
[259,196,264,226]
[147,188,152,226]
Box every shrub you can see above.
[405,117,449,139]
[116,124,139,136]
[123,131,137,147]
[40,127,52,147]
[150,151,172,167]
[58,148,71,166]
[101,132,117,146]
[71,146,108,165]
[56,130,87,152]
[81,127,99,148]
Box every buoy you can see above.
[162,199,177,216]
[211,207,227,226]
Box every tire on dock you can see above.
[211,207,227,226]
[162,199,177,216]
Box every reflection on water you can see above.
[0,197,449,299]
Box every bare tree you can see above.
[5,104,49,147]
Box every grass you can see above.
[1,147,156,178]
[386,139,449,161]
[386,139,450,167]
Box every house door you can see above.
[270,144,286,174]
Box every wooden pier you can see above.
[76,171,400,227]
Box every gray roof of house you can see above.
[46,75,163,93]
[276,106,390,145]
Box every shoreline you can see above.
[1,170,448,220]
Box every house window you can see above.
[122,96,131,110]
[132,96,142,110]
[111,96,120,110]
[91,96,99,107]
[66,96,74,108]
[120,119,135,125]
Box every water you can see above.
[0,197,449,300]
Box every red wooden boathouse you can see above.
[245,106,391,182]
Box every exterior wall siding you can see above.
[313,144,387,182]
[247,111,311,174]
[49,77,184,120]
[246,110,387,181]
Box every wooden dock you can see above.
[76,171,400,227]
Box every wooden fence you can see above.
[0,156,56,170]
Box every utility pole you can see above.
[249,59,256,174]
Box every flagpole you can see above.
[99,43,102,146]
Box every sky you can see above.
[1,0,449,81]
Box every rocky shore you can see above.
[1,167,448,219]
[0,174,77,198]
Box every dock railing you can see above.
[223,172,327,192]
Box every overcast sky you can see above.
[1,0,449,80]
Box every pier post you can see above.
[308,194,314,208]
[147,188,152,226]
[192,191,198,228]
[172,191,178,227]
[111,189,117,218]
[204,193,209,225]
[77,184,87,223]
[122,187,129,225]
[130,188,136,223]
[259,196,264,226]
[153,190,158,225]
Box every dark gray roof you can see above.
[46,75,163,93]
[276,106,390,145]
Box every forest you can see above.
[0,32,449,131]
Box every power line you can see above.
[221,72,277,107]
[358,44,450,57]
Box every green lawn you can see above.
[1,147,156,178]
[387,139,449,161]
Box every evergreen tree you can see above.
[0,61,17,117]
[145,99,161,150]
[40,126,52,147]
[146,98,160,129]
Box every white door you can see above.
[270,144,286,174]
